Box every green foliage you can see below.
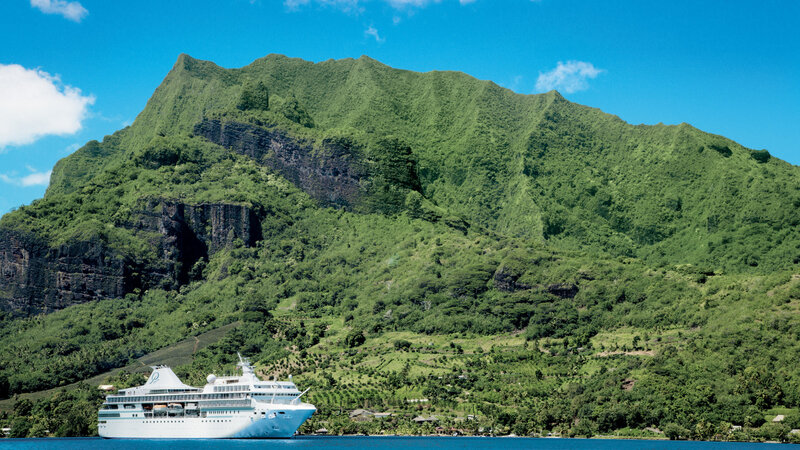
[664,422,689,440]
[3,384,103,437]
[750,149,771,163]
[345,330,366,348]
[708,143,733,157]
[274,95,314,127]
[237,80,269,111]
[393,339,412,351]
[133,135,205,169]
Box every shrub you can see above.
[749,149,771,163]
[237,80,269,111]
[708,143,732,157]
[394,339,412,351]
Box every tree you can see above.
[571,419,596,438]
[13,397,33,416]
[693,420,716,441]
[663,422,689,440]
[344,330,366,348]
[9,416,32,438]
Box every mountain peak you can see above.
[542,89,566,101]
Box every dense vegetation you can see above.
[1,54,800,441]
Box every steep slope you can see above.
[50,54,800,269]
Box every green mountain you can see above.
[1,54,799,441]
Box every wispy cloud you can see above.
[284,0,482,12]
[386,0,440,8]
[284,0,362,13]
[65,143,82,154]
[0,64,94,149]
[284,0,310,10]
[365,25,385,43]
[535,61,604,94]
[502,75,524,93]
[30,0,88,22]
[0,168,53,187]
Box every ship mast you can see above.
[237,352,255,377]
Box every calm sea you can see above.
[0,436,793,450]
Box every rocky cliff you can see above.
[128,199,263,285]
[0,200,262,315]
[194,119,366,208]
[0,228,133,314]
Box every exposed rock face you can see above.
[0,200,262,316]
[0,228,134,314]
[493,266,579,299]
[129,200,262,284]
[194,119,366,208]
[546,283,579,299]
[493,266,532,292]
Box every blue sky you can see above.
[1,0,798,215]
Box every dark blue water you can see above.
[0,436,792,450]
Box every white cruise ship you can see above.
[97,354,315,438]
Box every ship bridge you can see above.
[202,355,303,402]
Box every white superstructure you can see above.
[98,354,315,439]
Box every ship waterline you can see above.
[98,354,315,439]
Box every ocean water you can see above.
[0,436,793,450]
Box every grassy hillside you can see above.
[0,322,237,412]
[1,54,799,441]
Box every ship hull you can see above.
[99,406,315,439]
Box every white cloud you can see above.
[0,64,94,149]
[365,25,385,43]
[535,60,604,94]
[0,168,52,187]
[30,0,88,22]
[20,170,52,187]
